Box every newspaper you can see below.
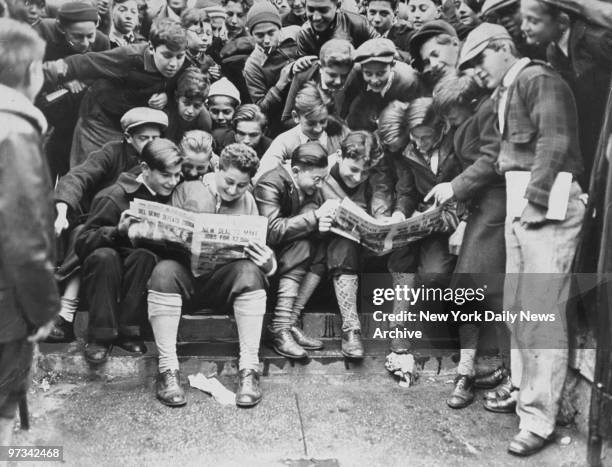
[331,198,459,255]
[127,199,268,277]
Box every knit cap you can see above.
[207,77,241,105]
[246,1,282,34]
[58,2,98,22]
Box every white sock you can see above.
[457,324,479,377]
[148,290,182,373]
[59,297,79,323]
[234,290,266,371]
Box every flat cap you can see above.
[408,20,457,72]
[458,22,511,69]
[120,107,169,132]
[58,2,98,22]
[354,38,397,65]
[480,0,517,17]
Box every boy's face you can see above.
[473,46,512,89]
[454,0,477,26]
[361,61,393,93]
[112,0,138,34]
[410,124,436,154]
[445,105,472,128]
[152,45,186,78]
[485,3,521,39]
[22,0,44,24]
[320,63,352,92]
[419,35,458,79]
[186,21,213,51]
[215,165,251,202]
[407,0,438,30]
[338,157,368,188]
[288,0,306,17]
[274,0,290,15]
[208,96,236,127]
[182,148,212,181]
[251,22,281,51]
[177,96,204,122]
[62,21,98,53]
[143,161,183,197]
[366,0,395,35]
[125,124,162,154]
[520,0,563,46]
[211,17,226,37]
[225,1,246,36]
[293,165,328,196]
[235,120,263,148]
[167,0,186,11]
[293,109,328,140]
[306,0,338,33]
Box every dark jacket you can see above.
[75,172,168,260]
[322,162,372,212]
[55,140,142,219]
[0,85,60,342]
[282,10,306,27]
[547,18,612,183]
[386,21,413,61]
[219,33,256,104]
[497,61,583,209]
[253,164,323,246]
[297,10,379,56]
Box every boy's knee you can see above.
[83,247,120,268]
[149,260,190,294]
[234,260,267,291]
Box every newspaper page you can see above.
[127,199,268,277]
[331,198,459,255]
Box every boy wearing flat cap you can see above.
[343,37,421,132]
[459,22,585,457]
[34,2,111,182]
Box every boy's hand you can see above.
[315,199,339,220]
[117,210,141,236]
[276,63,294,90]
[520,202,547,228]
[43,59,68,81]
[65,80,87,94]
[425,182,454,205]
[292,55,318,74]
[318,216,333,233]
[148,92,168,110]
[245,241,275,274]
[28,319,56,343]
[55,202,70,236]
[208,64,222,81]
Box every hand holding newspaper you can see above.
[127,199,268,277]
[330,198,459,255]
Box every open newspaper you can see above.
[127,199,268,277]
[331,198,459,255]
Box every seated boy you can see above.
[256,82,348,181]
[74,139,183,364]
[215,104,272,158]
[43,18,189,167]
[254,142,337,359]
[147,143,275,407]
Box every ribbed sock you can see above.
[457,324,479,376]
[271,274,304,332]
[234,290,266,371]
[148,290,182,373]
[292,272,322,322]
[59,297,79,323]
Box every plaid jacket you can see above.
[497,61,583,209]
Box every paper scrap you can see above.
[188,373,236,406]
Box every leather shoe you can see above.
[236,369,262,407]
[341,329,364,359]
[84,342,111,364]
[474,367,508,389]
[508,430,553,457]
[116,338,147,354]
[484,376,513,401]
[156,369,186,407]
[447,375,475,409]
[484,387,518,413]
[45,316,75,343]
[290,326,324,350]
[271,328,307,359]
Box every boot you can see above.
[236,369,262,407]
[156,369,186,407]
[271,328,307,359]
[45,316,75,343]
[290,326,324,350]
[341,330,364,359]
[447,375,475,409]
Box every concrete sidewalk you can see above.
[11,373,595,467]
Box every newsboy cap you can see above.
[57,2,99,23]
[354,38,397,65]
[480,0,517,17]
[458,22,512,69]
[408,20,457,72]
[120,107,169,133]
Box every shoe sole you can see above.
[236,397,262,408]
[447,398,475,409]
[341,350,364,359]
[272,346,308,360]
[84,344,112,365]
[298,344,324,351]
[156,395,187,407]
[507,437,553,457]
[483,403,516,414]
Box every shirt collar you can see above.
[501,57,531,90]
[557,27,571,57]
[109,26,135,47]
[136,174,157,196]
[298,128,328,146]
[366,70,394,97]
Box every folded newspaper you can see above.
[331,198,459,255]
[127,199,268,277]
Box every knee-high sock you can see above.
[333,274,360,332]
[457,324,479,377]
[59,275,81,323]
[292,272,322,323]
[234,290,267,371]
[271,270,305,332]
[148,290,182,373]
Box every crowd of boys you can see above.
[2,0,612,457]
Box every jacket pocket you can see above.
[507,128,536,144]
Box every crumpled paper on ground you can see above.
[188,373,235,406]
[385,352,417,388]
